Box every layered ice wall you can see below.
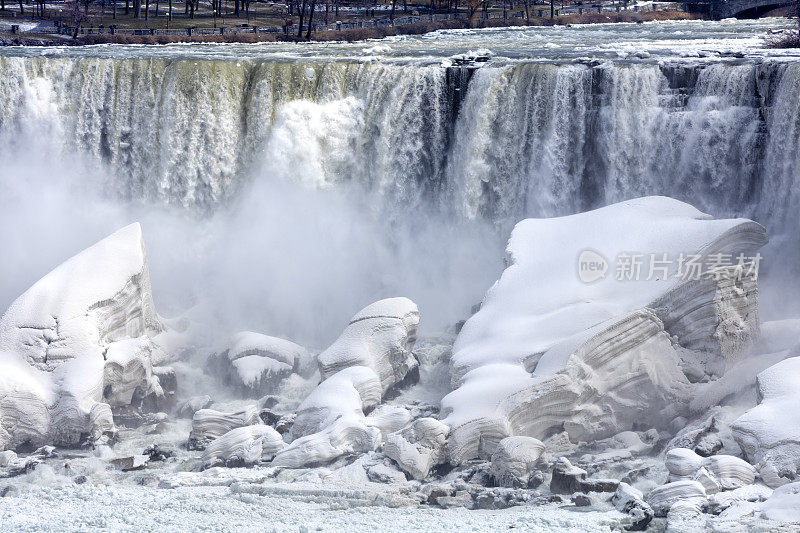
[441,197,768,463]
[0,224,168,450]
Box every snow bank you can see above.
[0,223,168,450]
[442,197,767,463]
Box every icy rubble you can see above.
[441,197,768,464]
[0,223,175,451]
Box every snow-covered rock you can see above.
[218,331,312,397]
[317,298,419,395]
[384,417,449,480]
[364,405,412,440]
[731,356,800,488]
[271,417,382,469]
[646,480,707,516]
[490,436,544,488]
[176,395,213,418]
[0,223,170,450]
[612,483,654,531]
[291,366,381,439]
[189,406,261,449]
[702,455,756,490]
[666,448,705,478]
[201,425,285,468]
[441,197,767,463]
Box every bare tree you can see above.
[305,0,315,39]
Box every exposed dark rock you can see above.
[573,494,592,507]
[111,455,149,472]
[143,444,175,462]
[74,475,88,484]
[550,457,587,494]
[612,482,654,531]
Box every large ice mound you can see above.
[442,196,768,463]
[0,223,169,450]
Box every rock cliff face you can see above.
[442,197,767,464]
[0,224,168,450]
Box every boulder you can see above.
[218,331,312,397]
[490,436,545,488]
[646,480,707,516]
[384,418,450,480]
[271,417,382,469]
[290,366,381,439]
[201,425,285,468]
[612,483,654,531]
[189,406,260,450]
[549,457,587,494]
[317,298,419,396]
[0,223,171,450]
[176,396,213,419]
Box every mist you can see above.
[0,126,505,351]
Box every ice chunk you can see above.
[442,197,767,463]
[201,425,285,467]
[0,223,167,450]
[384,417,449,480]
[731,356,800,487]
[317,298,419,395]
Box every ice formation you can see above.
[216,332,312,397]
[384,417,450,480]
[732,356,800,487]
[317,298,420,395]
[441,197,767,463]
[0,223,170,450]
[201,425,285,468]
[489,436,545,488]
[189,406,261,449]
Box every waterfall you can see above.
[2,56,798,231]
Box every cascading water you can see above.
[2,56,798,226]
[1,20,800,342]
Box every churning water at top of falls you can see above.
[1,19,799,345]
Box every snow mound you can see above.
[317,298,419,395]
[732,356,800,487]
[442,197,767,463]
[0,223,168,450]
